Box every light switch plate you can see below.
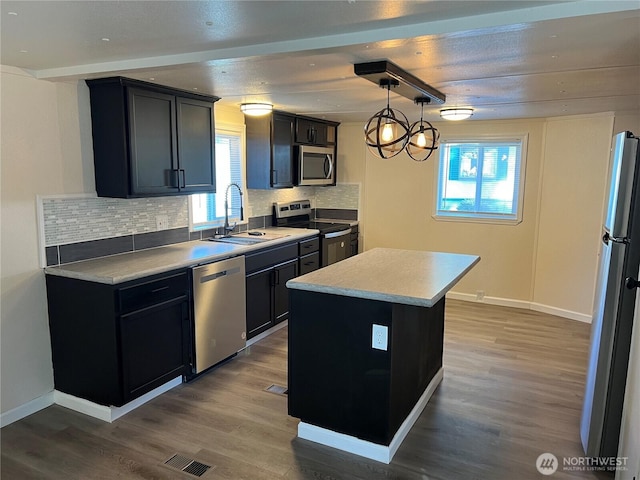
[372,324,388,351]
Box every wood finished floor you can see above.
[2,300,610,480]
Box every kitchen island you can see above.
[286,248,480,463]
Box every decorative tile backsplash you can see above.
[316,184,359,210]
[41,183,360,266]
[42,196,188,246]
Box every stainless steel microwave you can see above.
[297,145,335,186]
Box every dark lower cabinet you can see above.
[274,259,298,324]
[120,297,190,401]
[246,267,275,338]
[350,225,359,257]
[245,237,318,339]
[46,269,191,407]
[299,252,320,275]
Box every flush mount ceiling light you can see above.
[364,79,410,159]
[440,108,474,121]
[406,97,440,162]
[240,103,273,116]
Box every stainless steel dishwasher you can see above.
[192,255,246,374]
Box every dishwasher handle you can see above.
[199,266,242,284]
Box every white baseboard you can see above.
[1,391,54,428]
[54,376,182,423]
[245,320,288,347]
[298,368,444,464]
[446,291,591,323]
[530,302,592,323]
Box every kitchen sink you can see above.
[205,231,290,245]
[208,236,271,245]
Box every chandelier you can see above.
[406,98,440,162]
[356,61,469,162]
[363,79,410,159]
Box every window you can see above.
[435,135,527,224]
[190,123,246,230]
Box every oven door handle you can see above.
[324,229,351,239]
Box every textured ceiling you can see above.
[1,0,639,123]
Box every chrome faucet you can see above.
[223,182,244,236]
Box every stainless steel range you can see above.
[274,200,353,267]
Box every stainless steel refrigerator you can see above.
[581,131,640,457]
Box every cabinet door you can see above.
[296,118,328,145]
[127,88,179,195]
[119,296,189,403]
[271,114,294,188]
[274,259,298,324]
[246,268,274,338]
[176,97,216,193]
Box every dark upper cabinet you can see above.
[176,97,217,193]
[86,77,219,198]
[245,112,295,189]
[295,116,338,146]
[245,111,339,189]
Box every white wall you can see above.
[338,113,639,320]
[532,114,614,318]
[340,118,546,306]
[1,67,91,418]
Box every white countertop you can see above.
[287,248,480,307]
[45,227,318,285]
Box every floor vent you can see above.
[265,384,288,395]
[164,454,212,477]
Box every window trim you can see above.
[188,122,247,232]
[432,133,528,225]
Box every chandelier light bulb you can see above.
[416,130,427,147]
[381,122,394,142]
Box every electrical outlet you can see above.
[372,324,388,351]
[156,215,169,231]
[476,290,485,301]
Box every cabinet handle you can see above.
[180,169,186,189]
[271,169,278,185]
[274,269,280,285]
[151,286,169,293]
[171,169,180,188]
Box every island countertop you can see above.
[286,248,480,307]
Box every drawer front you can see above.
[245,242,298,274]
[119,271,189,314]
[299,252,320,275]
[299,236,320,256]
